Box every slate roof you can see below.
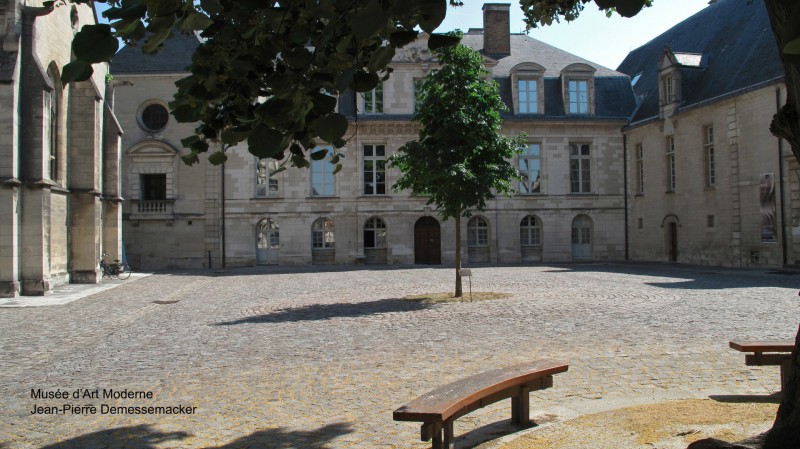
[617,0,784,125]
[110,32,201,75]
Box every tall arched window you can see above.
[45,67,60,182]
[312,218,335,249]
[364,217,387,248]
[467,216,489,247]
[520,215,541,246]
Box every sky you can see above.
[435,1,711,70]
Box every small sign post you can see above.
[460,268,472,300]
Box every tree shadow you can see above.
[37,424,190,449]
[206,422,352,448]
[34,422,353,449]
[214,297,434,325]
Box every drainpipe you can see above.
[220,145,226,268]
[622,133,629,260]
[777,88,788,266]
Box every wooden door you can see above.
[414,217,441,264]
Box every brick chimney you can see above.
[482,3,510,56]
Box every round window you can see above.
[140,103,169,132]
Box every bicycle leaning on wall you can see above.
[99,253,132,280]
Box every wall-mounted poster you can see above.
[760,173,777,242]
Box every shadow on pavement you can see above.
[34,422,353,449]
[214,298,434,325]
[710,394,783,404]
[37,425,190,449]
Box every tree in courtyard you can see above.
[57,0,800,445]
[389,39,524,297]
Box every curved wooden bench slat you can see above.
[394,359,568,423]
[729,340,794,353]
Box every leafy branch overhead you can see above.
[62,0,462,166]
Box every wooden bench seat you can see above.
[393,359,568,449]
[729,340,795,391]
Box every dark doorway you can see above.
[414,217,441,264]
[668,222,678,262]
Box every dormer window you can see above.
[561,63,596,115]
[510,62,545,115]
[568,79,588,114]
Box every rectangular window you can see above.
[568,79,588,114]
[569,143,591,193]
[704,126,715,187]
[141,174,167,200]
[311,146,335,196]
[363,82,383,114]
[256,158,279,197]
[663,74,674,103]
[519,143,541,193]
[635,144,644,194]
[518,79,538,113]
[707,215,715,228]
[637,218,643,229]
[666,136,676,192]
[413,78,425,113]
[363,144,386,195]
[43,89,57,181]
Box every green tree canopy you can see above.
[390,38,524,296]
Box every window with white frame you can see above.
[256,158,279,197]
[568,79,588,114]
[663,74,675,104]
[413,78,425,113]
[43,88,57,181]
[310,146,335,196]
[666,136,676,192]
[467,216,489,247]
[520,215,541,246]
[363,144,386,195]
[569,143,591,193]
[364,217,387,248]
[519,143,541,194]
[635,144,644,194]
[363,82,383,114]
[704,126,715,187]
[518,79,538,114]
[312,217,335,249]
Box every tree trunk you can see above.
[754,2,800,448]
[454,214,462,297]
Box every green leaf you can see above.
[314,113,348,142]
[333,163,343,175]
[103,2,147,21]
[312,94,339,115]
[181,135,201,147]
[428,33,461,51]
[61,60,94,83]
[614,0,646,17]
[142,26,172,54]
[336,68,354,92]
[200,0,224,14]
[113,19,146,41]
[352,0,387,40]
[180,12,214,31]
[310,149,329,160]
[72,25,118,63]
[208,151,228,165]
[367,45,395,73]
[181,152,200,166]
[247,125,288,159]
[353,70,379,92]
[785,37,800,55]
[418,0,447,33]
[390,30,419,48]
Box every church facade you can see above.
[0,0,123,297]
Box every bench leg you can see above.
[780,358,794,392]
[511,385,530,425]
[443,420,454,449]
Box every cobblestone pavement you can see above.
[1,263,798,449]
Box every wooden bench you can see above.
[393,360,568,449]
[729,340,795,391]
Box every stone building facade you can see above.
[0,0,122,297]
[618,0,793,267]
[112,4,635,269]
